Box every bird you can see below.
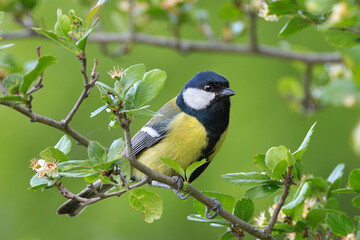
[57,70,235,217]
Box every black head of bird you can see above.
[176,70,235,135]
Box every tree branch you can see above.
[0,100,91,147]
[265,166,293,236]
[0,30,342,64]
[27,46,44,95]
[62,57,99,126]
[116,114,275,240]
[302,63,314,112]
[249,11,258,52]
[58,177,149,206]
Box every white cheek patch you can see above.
[141,126,160,138]
[182,87,215,110]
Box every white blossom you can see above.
[328,2,348,24]
[268,203,286,222]
[254,211,267,228]
[258,1,279,22]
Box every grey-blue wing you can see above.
[122,97,181,157]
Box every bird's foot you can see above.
[172,176,190,200]
[151,177,190,200]
[205,198,222,219]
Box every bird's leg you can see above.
[205,198,222,219]
[171,176,191,200]
[151,176,190,200]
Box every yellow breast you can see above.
[132,112,208,180]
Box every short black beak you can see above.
[218,88,236,98]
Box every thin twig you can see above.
[302,63,313,112]
[0,100,91,146]
[27,46,44,95]
[128,0,136,41]
[0,31,342,63]
[75,177,149,206]
[331,27,360,35]
[249,11,258,52]
[265,165,294,236]
[62,58,99,125]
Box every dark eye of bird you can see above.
[204,84,212,92]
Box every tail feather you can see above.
[57,180,113,217]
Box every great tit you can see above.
[57,70,235,216]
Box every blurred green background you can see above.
[0,0,359,239]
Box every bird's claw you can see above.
[205,198,222,219]
[172,176,190,200]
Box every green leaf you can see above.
[186,159,207,180]
[95,81,122,101]
[323,30,360,48]
[279,17,311,38]
[245,184,280,199]
[57,160,93,171]
[265,145,288,172]
[352,196,360,208]
[29,174,50,190]
[59,169,99,177]
[86,0,105,28]
[233,198,254,222]
[0,96,22,101]
[219,231,236,240]
[271,160,287,180]
[108,138,124,162]
[31,27,79,54]
[20,55,57,95]
[187,214,230,227]
[40,147,69,162]
[2,73,22,94]
[119,158,131,182]
[222,172,281,187]
[252,154,271,175]
[76,17,100,51]
[120,64,146,96]
[54,135,71,155]
[129,188,163,223]
[349,169,360,192]
[133,69,167,107]
[292,159,303,181]
[55,9,72,40]
[133,108,163,118]
[307,177,329,194]
[88,141,107,165]
[306,209,327,228]
[160,158,185,179]
[326,212,355,237]
[119,105,151,118]
[90,104,109,118]
[293,122,316,160]
[332,188,356,194]
[293,221,306,233]
[325,197,340,211]
[282,182,311,215]
[84,172,101,183]
[268,0,298,16]
[327,163,345,184]
[193,192,235,218]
